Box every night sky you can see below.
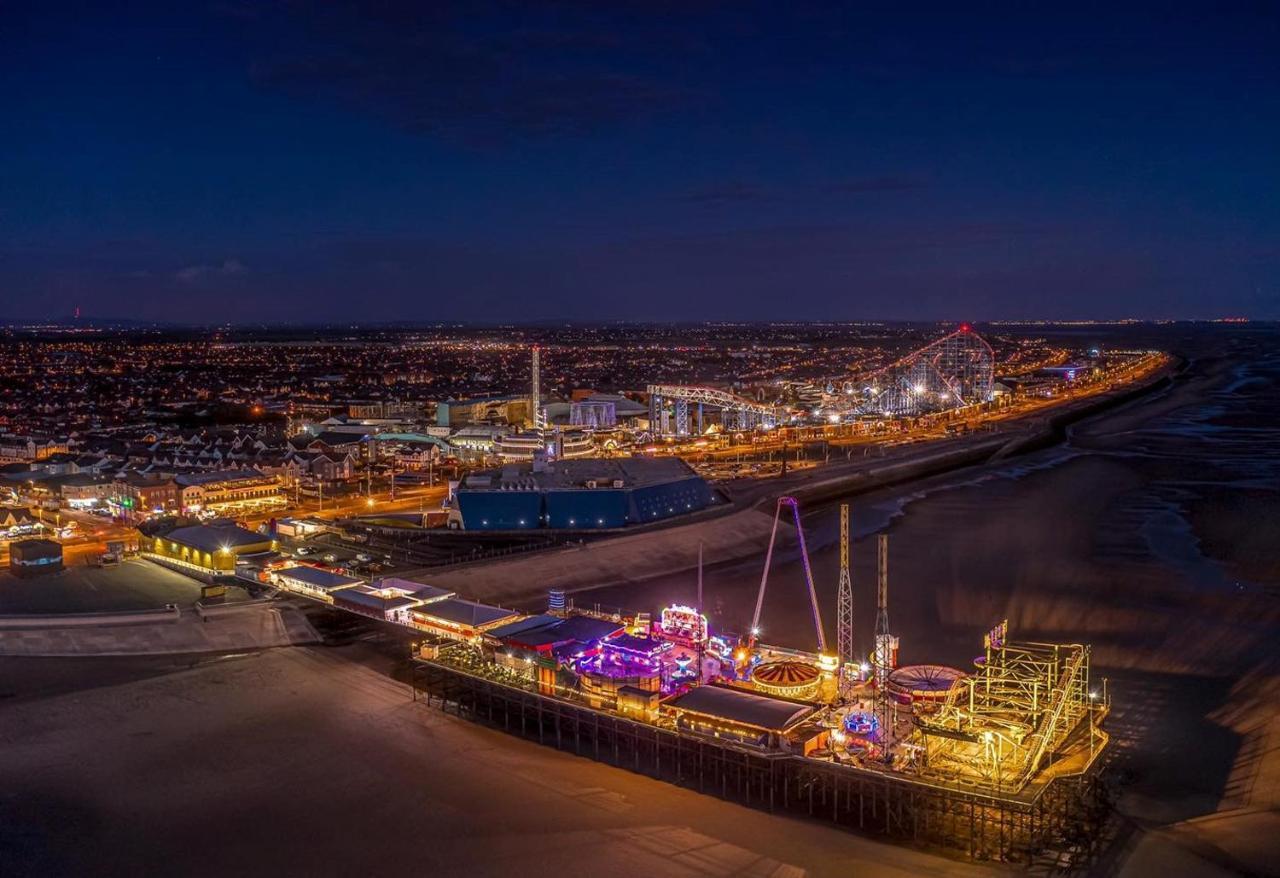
[3,2,1277,323]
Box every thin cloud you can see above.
[824,175,928,194]
[676,181,768,204]
[175,258,246,283]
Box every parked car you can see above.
[295,546,313,556]
[355,553,372,563]
[322,553,339,564]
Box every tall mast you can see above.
[696,539,704,610]
[837,503,853,668]
[875,532,894,754]
[530,345,541,428]
[876,533,889,643]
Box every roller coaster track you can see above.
[1021,646,1087,783]
[647,384,779,436]
[846,326,996,418]
[914,637,1095,793]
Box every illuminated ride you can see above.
[751,659,822,700]
[659,603,709,646]
[576,634,670,701]
[741,496,839,689]
[908,620,1110,794]
[886,664,966,706]
[848,325,996,418]
[647,384,779,437]
[842,711,880,737]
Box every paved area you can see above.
[0,647,998,878]
[0,604,318,656]
[0,559,250,614]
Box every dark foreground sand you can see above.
[0,646,999,878]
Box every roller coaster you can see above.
[846,325,996,418]
[646,326,998,436]
[647,384,779,437]
[908,621,1110,794]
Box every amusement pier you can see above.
[266,494,1112,864]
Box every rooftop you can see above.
[333,587,419,612]
[174,469,269,487]
[412,597,517,628]
[278,565,363,591]
[373,577,454,603]
[662,684,815,732]
[162,523,269,553]
[486,614,562,641]
[462,457,702,492]
[550,615,627,644]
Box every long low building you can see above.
[450,457,716,531]
[409,598,520,641]
[140,523,276,576]
[275,565,363,602]
[175,469,283,515]
[661,684,818,750]
[332,585,421,623]
[329,578,456,623]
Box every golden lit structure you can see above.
[910,621,1109,794]
[751,660,821,700]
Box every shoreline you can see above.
[428,361,1180,606]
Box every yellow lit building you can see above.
[140,523,275,575]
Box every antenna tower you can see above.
[836,503,853,670]
[530,345,541,428]
[874,533,896,755]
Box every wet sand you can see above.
[0,646,1000,878]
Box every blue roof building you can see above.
[453,457,715,531]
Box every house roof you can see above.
[308,431,370,448]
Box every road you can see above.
[240,484,449,530]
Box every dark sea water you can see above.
[588,325,1280,820]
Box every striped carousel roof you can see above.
[752,660,820,687]
[886,664,966,701]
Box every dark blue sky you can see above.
[2,2,1277,322]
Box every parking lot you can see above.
[0,559,250,615]
[284,535,390,578]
